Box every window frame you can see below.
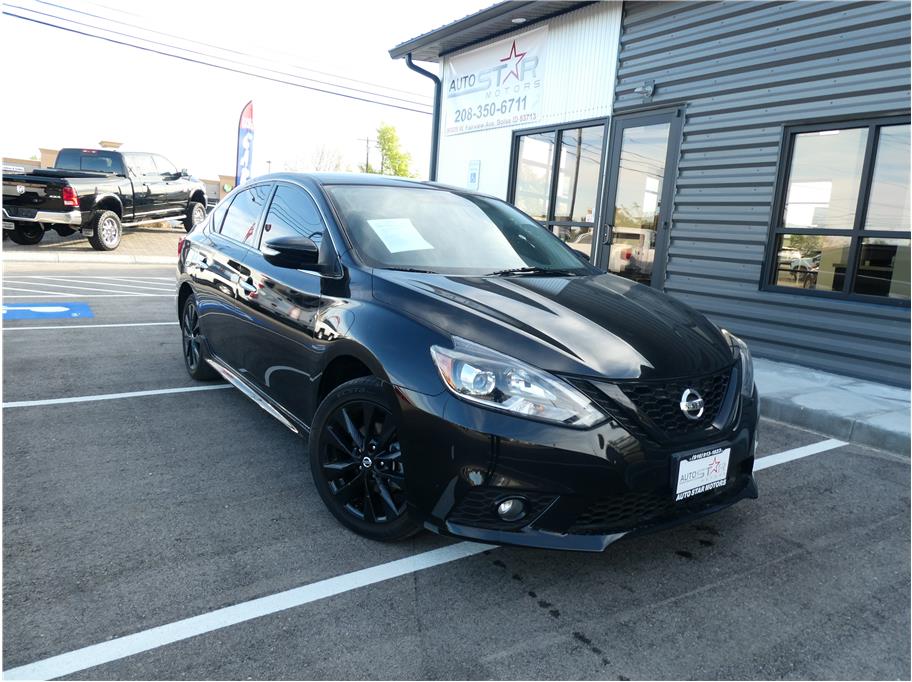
[215,182,273,250]
[257,182,327,249]
[763,113,911,307]
[507,117,609,257]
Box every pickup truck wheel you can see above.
[183,202,206,232]
[87,210,122,251]
[9,224,44,245]
[181,294,219,380]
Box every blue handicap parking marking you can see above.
[1,302,94,320]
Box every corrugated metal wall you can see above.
[615,0,911,385]
[436,2,621,198]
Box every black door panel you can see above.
[234,183,332,424]
[192,183,273,370]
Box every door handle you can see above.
[238,277,257,295]
[602,224,614,245]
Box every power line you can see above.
[3,10,433,115]
[32,0,433,101]
[8,3,432,109]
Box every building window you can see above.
[768,116,910,303]
[509,120,607,259]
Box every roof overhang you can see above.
[389,1,594,62]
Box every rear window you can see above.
[54,149,122,174]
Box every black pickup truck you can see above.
[2,148,208,251]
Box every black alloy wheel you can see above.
[180,294,218,380]
[310,377,420,541]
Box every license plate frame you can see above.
[673,445,731,502]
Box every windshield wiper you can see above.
[486,266,577,277]
[382,266,438,274]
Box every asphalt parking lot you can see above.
[3,262,910,681]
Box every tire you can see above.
[309,377,421,542]
[9,224,44,245]
[87,210,122,251]
[180,294,219,381]
[183,201,206,232]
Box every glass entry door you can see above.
[509,121,607,260]
[600,111,682,287]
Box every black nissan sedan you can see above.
[177,173,758,552]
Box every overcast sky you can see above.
[3,0,490,180]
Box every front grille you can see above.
[618,367,732,437]
[447,487,556,531]
[578,366,735,443]
[570,489,674,533]
[568,480,743,535]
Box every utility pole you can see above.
[357,137,373,173]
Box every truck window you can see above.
[124,154,158,177]
[153,155,178,176]
[54,149,123,174]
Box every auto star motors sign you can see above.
[444,26,547,136]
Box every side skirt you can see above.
[205,357,309,436]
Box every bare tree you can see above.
[311,145,343,172]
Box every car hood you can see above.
[371,271,733,381]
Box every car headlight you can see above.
[430,338,604,428]
[721,329,754,398]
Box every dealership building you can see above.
[391,0,911,385]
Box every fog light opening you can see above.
[496,497,527,522]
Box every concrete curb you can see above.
[2,252,175,265]
[760,395,910,456]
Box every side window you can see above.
[153,155,177,176]
[126,154,157,176]
[208,198,231,233]
[219,184,271,246]
[259,185,325,249]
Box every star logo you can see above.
[707,457,721,475]
[499,39,527,84]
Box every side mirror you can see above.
[180,168,189,177]
[263,235,319,270]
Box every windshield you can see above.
[326,185,594,276]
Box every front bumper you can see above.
[2,207,84,227]
[396,384,759,552]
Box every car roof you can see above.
[253,171,498,194]
[255,172,428,189]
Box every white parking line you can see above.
[16,275,173,285]
[2,542,492,681]
[2,294,174,298]
[1,438,849,680]
[2,384,231,408]
[2,286,76,297]
[9,277,174,293]
[4,280,165,296]
[3,321,178,331]
[753,438,847,470]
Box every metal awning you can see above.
[388,1,593,62]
